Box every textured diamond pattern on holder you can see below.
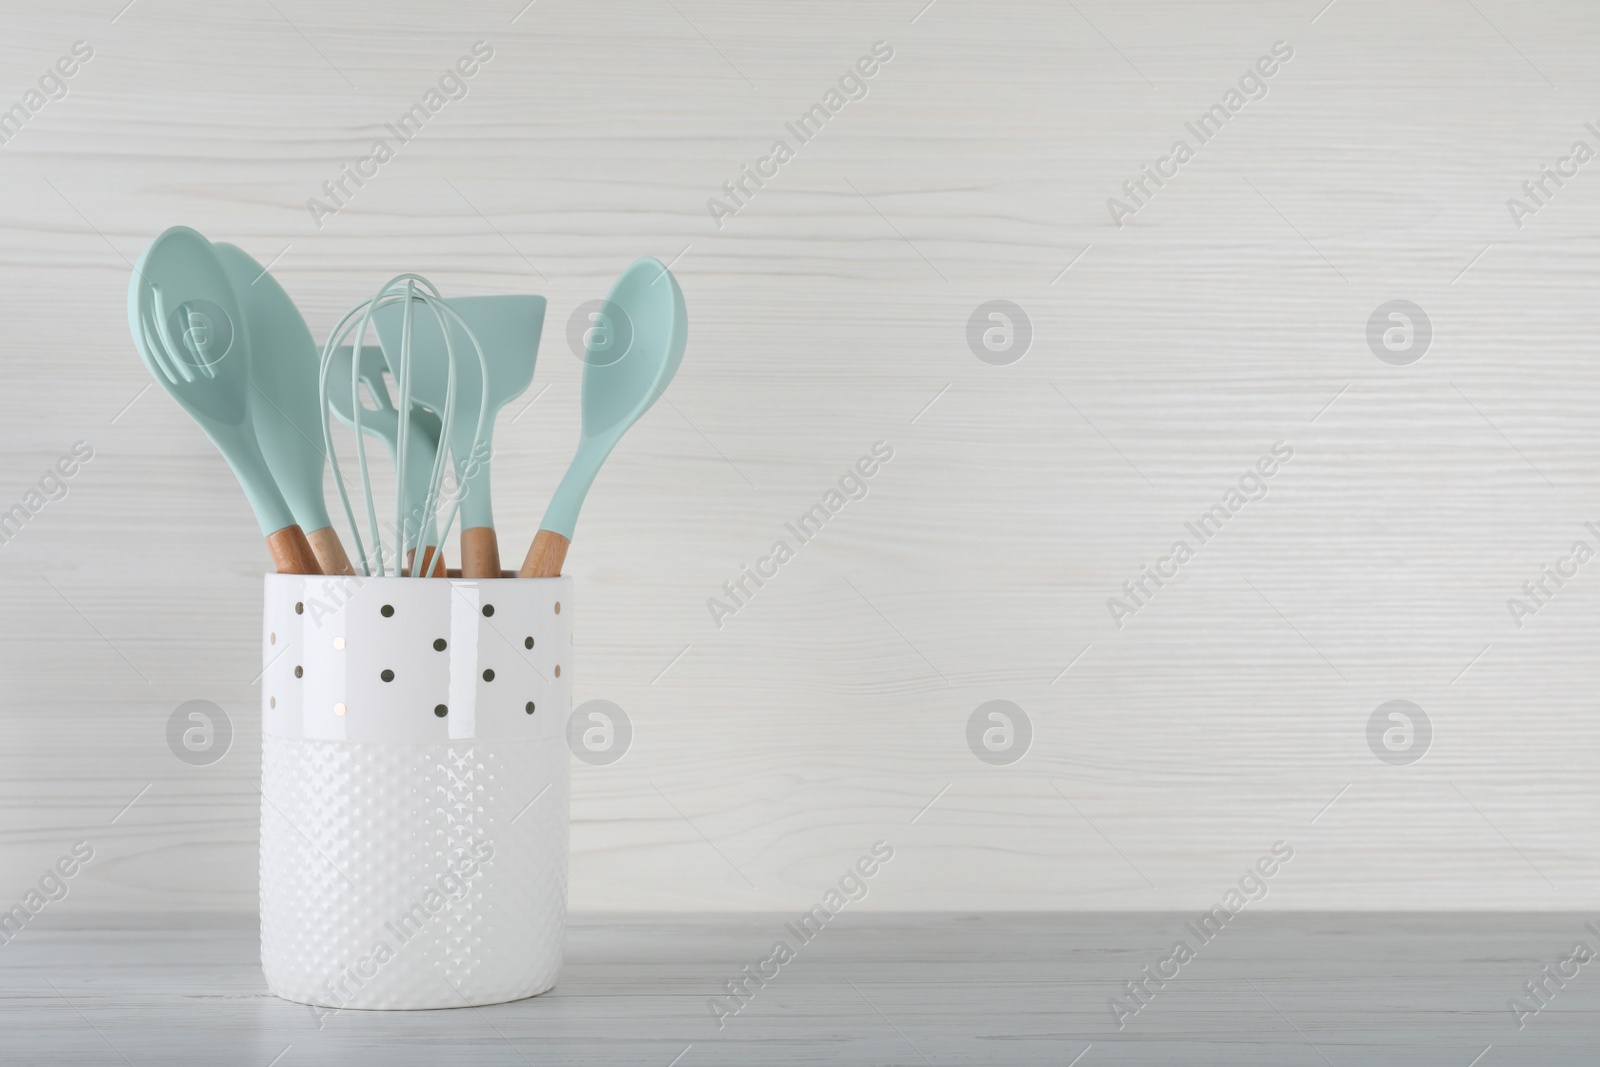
[260,735,568,1009]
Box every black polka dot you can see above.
[482,604,495,617]
[525,701,535,714]
[380,669,394,682]
[294,665,303,678]
[482,669,495,682]
[434,704,448,717]
[381,604,394,617]
[294,602,304,615]
[524,636,534,649]
[433,638,447,651]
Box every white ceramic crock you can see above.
[258,573,571,1010]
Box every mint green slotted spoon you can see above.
[327,344,445,571]
[214,242,353,576]
[369,295,545,578]
[519,258,687,577]
[127,226,320,574]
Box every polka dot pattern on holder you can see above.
[264,575,571,741]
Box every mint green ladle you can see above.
[127,226,319,573]
[518,258,686,577]
[214,243,353,575]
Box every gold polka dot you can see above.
[269,696,276,708]
[554,602,561,614]
[334,637,346,650]
[334,702,347,716]
[269,632,276,645]
[554,664,561,678]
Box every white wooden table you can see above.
[0,911,1591,1064]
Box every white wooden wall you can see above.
[1,0,1597,913]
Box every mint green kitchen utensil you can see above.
[518,258,686,577]
[214,243,353,576]
[128,226,320,574]
[320,276,491,578]
[327,344,444,571]
[370,295,545,577]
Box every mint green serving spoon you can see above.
[214,243,353,576]
[127,226,319,574]
[327,344,445,571]
[518,258,686,577]
[370,295,545,577]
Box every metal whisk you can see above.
[319,275,490,577]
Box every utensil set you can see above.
[127,226,687,578]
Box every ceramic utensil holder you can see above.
[258,573,572,1010]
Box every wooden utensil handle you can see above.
[306,526,355,576]
[518,529,569,578]
[266,525,322,575]
[461,527,501,579]
[404,546,448,577]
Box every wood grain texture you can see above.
[400,545,447,577]
[0,912,1593,1064]
[458,525,500,579]
[265,526,320,575]
[0,0,1599,914]
[305,526,353,576]
[519,529,569,578]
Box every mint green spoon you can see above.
[127,226,319,573]
[214,243,352,576]
[370,295,545,577]
[518,258,686,577]
[327,344,444,569]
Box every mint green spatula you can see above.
[214,243,353,575]
[128,226,320,574]
[518,258,686,577]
